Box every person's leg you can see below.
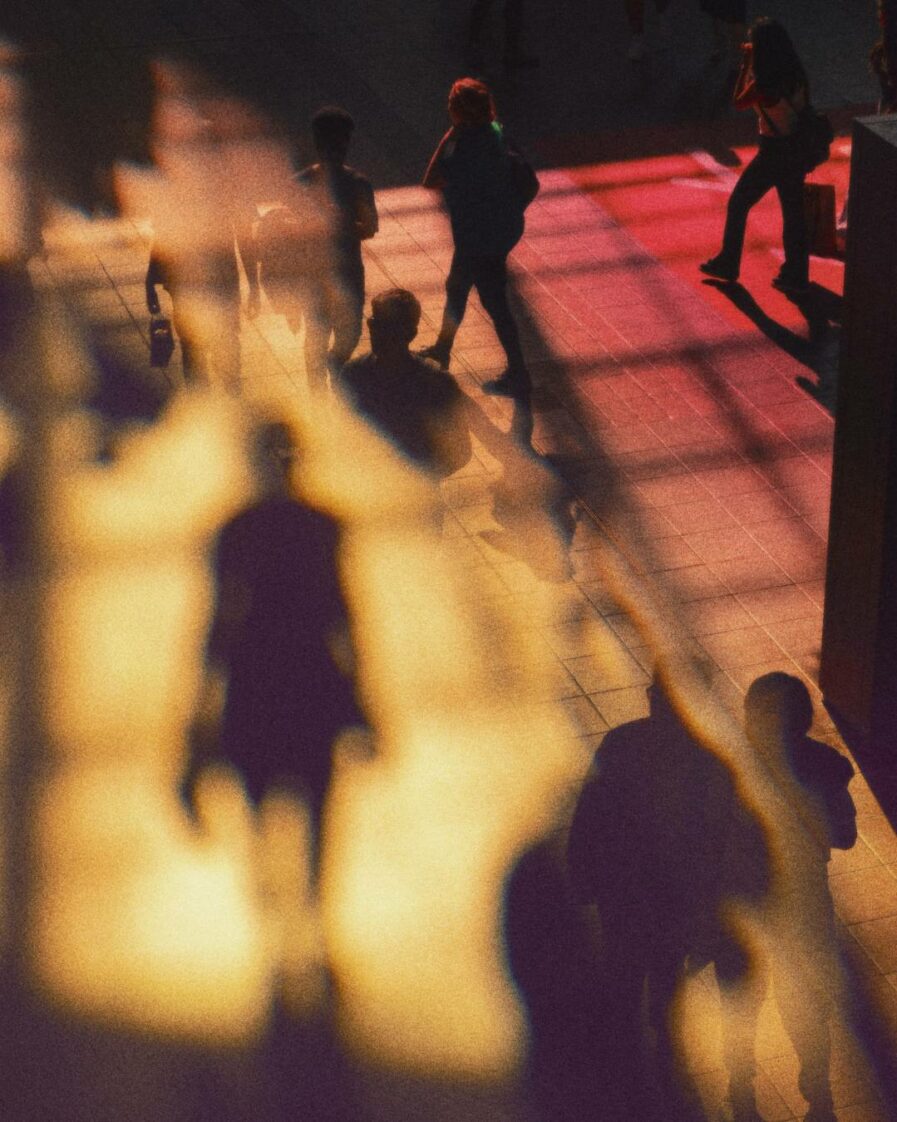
[327,272,364,377]
[775,161,810,287]
[705,145,778,279]
[775,967,834,1121]
[471,255,531,400]
[210,297,242,394]
[302,286,331,393]
[424,251,475,367]
[716,937,766,1121]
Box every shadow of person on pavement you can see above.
[503,836,619,1122]
[192,418,366,867]
[704,278,841,414]
[744,672,857,1122]
[566,665,771,1122]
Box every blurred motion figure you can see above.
[198,420,364,855]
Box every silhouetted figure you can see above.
[700,0,746,70]
[421,78,532,404]
[467,0,539,69]
[744,672,856,1122]
[201,421,363,851]
[339,288,473,479]
[504,838,623,1122]
[700,18,813,294]
[567,671,769,1121]
[289,107,377,392]
[144,114,258,391]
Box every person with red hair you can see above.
[421,78,531,403]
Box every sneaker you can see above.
[699,256,738,283]
[418,343,451,369]
[771,272,809,295]
[627,33,648,61]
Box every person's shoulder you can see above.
[414,357,464,400]
[340,352,375,381]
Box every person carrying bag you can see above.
[700,18,823,294]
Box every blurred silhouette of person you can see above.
[625,0,672,62]
[198,420,364,856]
[744,672,856,1122]
[338,288,473,480]
[280,107,379,392]
[700,0,746,70]
[467,0,540,69]
[503,837,615,1121]
[567,669,769,1120]
[421,78,532,405]
[144,112,259,392]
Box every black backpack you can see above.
[504,138,540,211]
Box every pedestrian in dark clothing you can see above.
[201,421,363,856]
[297,107,377,391]
[567,669,770,1121]
[339,288,473,480]
[421,78,532,404]
[743,672,856,1122]
[700,18,812,294]
[255,107,378,393]
[467,0,539,69]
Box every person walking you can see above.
[421,78,533,403]
[700,17,812,294]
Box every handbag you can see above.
[760,96,834,173]
[793,105,834,173]
[149,315,175,367]
[803,181,837,257]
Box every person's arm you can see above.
[233,212,261,319]
[145,251,162,315]
[732,45,759,108]
[422,128,455,190]
[355,178,379,241]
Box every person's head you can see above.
[744,672,813,748]
[311,105,354,163]
[749,18,806,97]
[447,78,496,127]
[367,288,421,357]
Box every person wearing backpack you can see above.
[421,78,537,403]
[700,18,817,294]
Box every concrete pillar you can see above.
[821,115,897,745]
